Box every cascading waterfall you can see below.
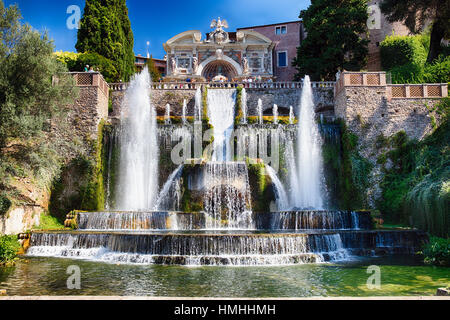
[207,89,236,161]
[266,165,289,211]
[153,165,184,211]
[195,88,202,122]
[241,88,248,124]
[258,99,263,125]
[291,76,325,209]
[115,68,159,211]
[203,162,253,230]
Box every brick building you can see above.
[237,21,305,81]
[135,55,167,76]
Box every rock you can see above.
[436,288,450,296]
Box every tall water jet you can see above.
[195,87,202,122]
[165,104,172,125]
[116,68,159,211]
[257,99,263,125]
[266,165,289,211]
[289,106,295,125]
[241,88,248,124]
[207,89,236,161]
[154,165,184,211]
[182,99,187,124]
[273,104,278,124]
[291,76,325,209]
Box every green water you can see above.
[0,255,448,297]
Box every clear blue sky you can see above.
[4,0,310,59]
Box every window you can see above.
[277,51,287,67]
[275,26,287,35]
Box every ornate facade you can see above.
[163,18,275,81]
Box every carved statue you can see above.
[215,49,223,60]
[192,57,198,74]
[171,57,177,75]
[209,17,230,44]
[242,57,250,75]
[210,17,229,31]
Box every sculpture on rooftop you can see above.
[209,17,230,44]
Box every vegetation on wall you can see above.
[76,0,135,82]
[380,0,450,63]
[0,235,20,265]
[247,162,274,212]
[293,0,369,81]
[380,33,450,84]
[235,86,243,125]
[378,98,449,237]
[420,237,450,266]
[0,2,81,216]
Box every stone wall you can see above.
[335,85,444,207]
[111,87,334,118]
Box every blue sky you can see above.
[4,0,310,59]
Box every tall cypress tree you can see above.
[76,0,135,82]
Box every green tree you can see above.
[0,1,77,151]
[293,0,369,81]
[146,55,161,81]
[76,0,135,82]
[380,0,450,63]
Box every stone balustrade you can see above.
[335,71,448,99]
[109,81,335,91]
[69,72,110,97]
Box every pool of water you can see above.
[0,255,448,297]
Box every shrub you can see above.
[0,194,11,216]
[0,235,21,265]
[380,34,428,71]
[420,237,450,266]
[423,55,450,84]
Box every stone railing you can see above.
[69,72,109,96]
[335,71,448,99]
[109,81,335,91]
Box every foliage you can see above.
[37,213,65,230]
[379,108,449,236]
[54,51,80,65]
[0,2,78,150]
[0,235,20,265]
[293,0,369,81]
[202,86,209,122]
[0,194,11,215]
[76,0,135,82]
[380,35,428,71]
[235,86,243,125]
[146,55,161,82]
[62,52,119,83]
[420,237,450,266]
[247,162,274,212]
[423,55,450,84]
[380,0,450,63]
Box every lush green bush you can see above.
[420,237,450,266]
[380,34,428,71]
[0,235,20,265]
[423,55,450,84]
[56,51,119,83]
[0,194,11,215]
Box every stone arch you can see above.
[197,55,243,79]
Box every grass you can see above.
[0,235,21,265]
[35,213,65,230]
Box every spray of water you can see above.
[116,68,159,211]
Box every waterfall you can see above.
[289,106,295,125]
[203,162,253,230]
[182,99,187,124]
[116,68,159,211]
[165,104,171,125]
[195,88,202,122]
[273,104,278,124]
[241,88,248,124]
[207,89,236,162]
[266,165,289,211]
[291,76,325,209]
[154,165,184,211]
[257,99,263,125]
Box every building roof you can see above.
[237,20,302,30]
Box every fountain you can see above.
[241,88,248,124]
[291,76,325,209]
[25,73,427,267]
[115,68,159,211]
[257,99,263,125]
[165,104,172,125]
[289,106,295,125]
[273,104,278,124]
[195,87,202,122]
[182,99,187,124]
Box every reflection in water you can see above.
[0,255,448,297]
